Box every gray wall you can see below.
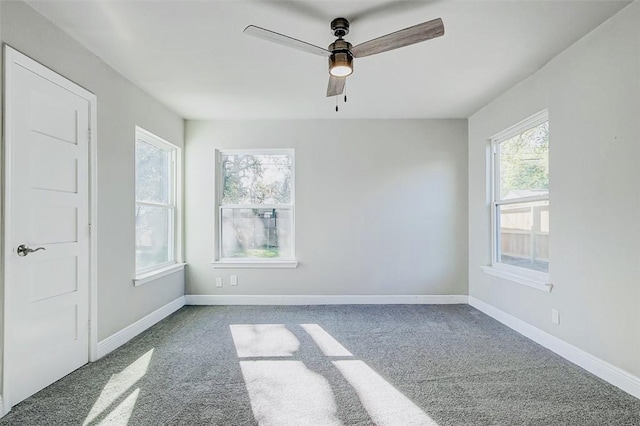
[1,1,185,340]
[185,119,468,296]
[468,2,640,377]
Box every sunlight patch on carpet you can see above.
[333,360,438,426]
[240,360,342,426]
[83,348,153,425]
[230,324,300,357]
[95,388,140,425]
[301,324,353,357]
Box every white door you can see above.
[4,47,93,406]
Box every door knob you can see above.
[17,244,46,257]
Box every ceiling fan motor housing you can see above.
[328,39,354,77]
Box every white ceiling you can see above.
[26,0,630,119]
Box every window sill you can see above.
[134,263,186,286]
[481,265,552,293]
[211,260,299,269]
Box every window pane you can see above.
[136,205,172,270]
[136,140,170,204]
[221,154,292,205]
[497,200,549,272]
[499,121,549,200]
[221,208,293,259]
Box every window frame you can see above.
[134,127,184,283]
[484,110,552,292]
[212,149,298,269]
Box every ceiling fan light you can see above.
[330,65,352,77]
[329,51,353,77]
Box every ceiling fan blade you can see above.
[244,25,331,57]
[326,75,346,97]
[350,18,444,58]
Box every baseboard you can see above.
[96,296,186,359]
[468,296,640,399]
[184,294,468,305]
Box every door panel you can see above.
[6,49,92,406]
[30,90,79,144]
[30,134,79,193]
[28,256,78,302]
[29,204,79,244]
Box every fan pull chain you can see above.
[334,83,347,112]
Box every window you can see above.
[488,111,549,287]
[135,127,182,278]
[214,150,296,267]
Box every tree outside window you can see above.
[218,151,294,261]
[493,116,549,273]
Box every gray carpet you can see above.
[2,305,639,425]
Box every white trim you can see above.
[96,296,185,359]
[89,80,99,363]
[218,148,294,156]
[215,149,295,263]
[135,126,176,151]
[175,142,184,263]
[213,151,220,261]
[133,263,186,286]
[468,297,640,399]
[2,45,99,411]
[185,294,469,305]
[3,47,16,416]
[490,109,549,143]
[219,204,293,210]
[495,195,549,205]
[211,260,298,269]
[481,265,552,292]
[134,126,183,269]
[135,200,173,208]
[489,109,550,278]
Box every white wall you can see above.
[469,2,640,377]
[185,119,468,297]
[1,1,185,340]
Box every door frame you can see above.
[1,45,98,415]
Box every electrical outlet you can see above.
[230,275,238,286]
[551,309,560,325]
[215,277,223,288]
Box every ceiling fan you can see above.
[244,17,445,97]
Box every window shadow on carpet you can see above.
[231,323,439,425]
